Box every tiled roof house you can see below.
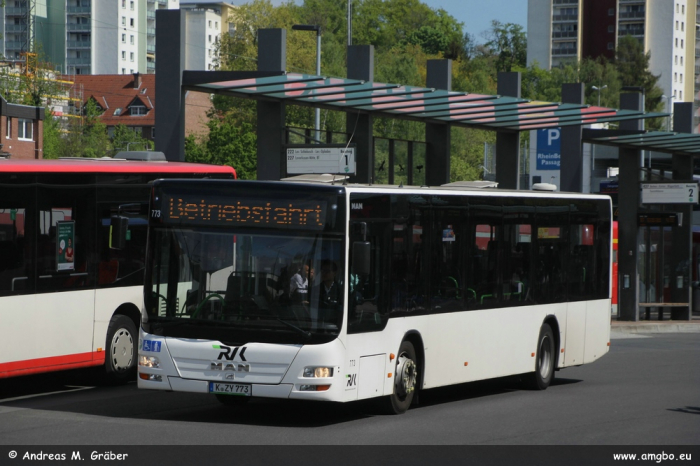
[74,73,212,146]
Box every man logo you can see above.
[351,203,363,210]
[210,362,251,372]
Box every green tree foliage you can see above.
[615,35,664,116]
[41,112,63,160]
[111,123,154,153]
[483,21,527,73]
[185,114,257,179]
[53,99,112,158]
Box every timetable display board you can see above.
[641,183,699,204]
[286,145,356,175]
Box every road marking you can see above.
[0,385,94,403]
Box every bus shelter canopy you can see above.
[584,130,700,156]
[184,71,666,133]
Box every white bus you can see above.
[0,158,235,381]
[138,179,612,413]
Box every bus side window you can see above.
[36,185,94,292]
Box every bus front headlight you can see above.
[139,355,160,368]
[303,366,333,378]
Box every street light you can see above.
[660,94,673,131]
[590,85,607,185]
[292,24,321,144]
[591,84,607,106]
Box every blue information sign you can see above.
[536,128,561,170]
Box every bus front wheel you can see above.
[104,314,137,384]
[526,323,555,390]
[383,340,418,415]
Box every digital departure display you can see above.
[158,194,328,230]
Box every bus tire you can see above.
[383,340,418,415]
[104,314,137,384]
[526,323,555,390]
[215,394,250,407]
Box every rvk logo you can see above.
[346,373,357,387]
[213,344,247,361]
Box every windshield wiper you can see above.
[277,318,311,339]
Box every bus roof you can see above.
[0,158,236,177]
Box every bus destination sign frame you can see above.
[286,144,356,175]
[641,182,699,204]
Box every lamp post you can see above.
[590,85,607,182]
[591,84,607,107]
[660,94,673,131]
[292,24,321,144]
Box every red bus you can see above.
[0,158,235,381]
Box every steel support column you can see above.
[425,59,452,186]
[155,10,186,161]
[617,92,644,321]
[495,72,520,190]
[670,102,693,320]
[346,45,374,184]
[257,29,287,181]
[560,83,584,192]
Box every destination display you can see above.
[156,194,329,230]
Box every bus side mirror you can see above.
[110,216,129,249]
[352,241,371,276]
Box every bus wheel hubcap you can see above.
[396,355,417,398]
[111,329,133,371]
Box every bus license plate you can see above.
[209,382,251,396]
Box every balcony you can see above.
[552,45,577,56]
[67,57,91,65]
[3,41,24,50]
[553,0,578,4]
[4,24,28,33]
[619,27,645,37]
[67,40,91,49]
[67,6,91,14]
[67,23,91,32]
[552,30,578,39]
[4,7,28,16]
[147,44,155,54]
[552,14,579,21]
[619,10,645,20]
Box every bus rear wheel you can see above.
[104,315,137,384]
[382,340,418,415]
[526,323,555,390]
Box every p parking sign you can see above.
[536,128,561,170]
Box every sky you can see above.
[416,0,527,40]
[259,0,528,42]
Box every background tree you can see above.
[111,123,154,154]
[615,34,664,119]
[185,114,257,179]
[483,21,527,73]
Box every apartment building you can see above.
[0,0,180,76]
[180,1,236,71]
[527,0,699,131]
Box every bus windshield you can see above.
[145,227,345,344]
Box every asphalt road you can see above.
[0,333,698,447]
